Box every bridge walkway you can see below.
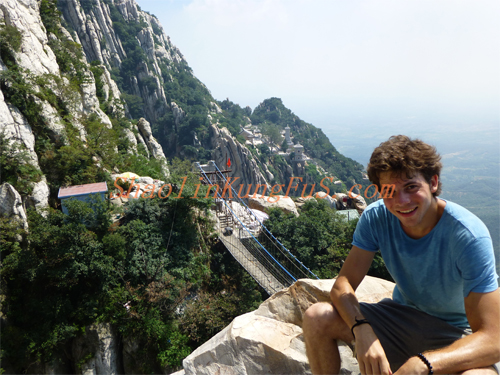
[196,161,319,295]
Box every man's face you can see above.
[379,171,440,238]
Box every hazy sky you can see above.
[134,0,499,163]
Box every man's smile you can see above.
[397,207,418,215]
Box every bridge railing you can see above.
[196,161,318,291]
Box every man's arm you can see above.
[395,289,500,374]
[330,245,393,375]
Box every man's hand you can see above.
[354,324,393,375]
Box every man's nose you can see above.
[395,191,411,205]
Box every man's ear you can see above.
[430,175,439,193]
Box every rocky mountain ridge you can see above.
[0,0,369,372]
[1,0,365,217]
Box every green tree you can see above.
[261,123,283,146]
[1,200,114,370]
[264,199,392,280]
[0,132,43,195]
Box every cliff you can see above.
[0,0,368,372]
[1,0,366,214]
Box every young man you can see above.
[303,135,499,375]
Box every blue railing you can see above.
[196,161,318,293]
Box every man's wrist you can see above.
[351,317,370,339]
[406,355,433,375]
[351,319,372,340]
[415,353,434,375]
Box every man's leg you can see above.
[303,302,353,375]
[461,366,498,375]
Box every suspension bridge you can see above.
[195,161,319,295]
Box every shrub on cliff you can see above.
[264,199,392,281]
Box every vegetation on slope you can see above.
[0,2,391,372]
[0,163,263,373]
[251,98,365,182]
[264,199,392,281]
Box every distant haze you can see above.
[135,0,499,259]
[136,0,499,155]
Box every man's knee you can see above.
[303,302,348,339]
[460,365,498,375]
[304,302,332,323]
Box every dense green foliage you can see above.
[154,62,214,161]
[0,23,22,68]
[0,133,43,195]
[217,99,252,136]
[0,188,262,372]
[264,200,392,281]
[0,3,395,372]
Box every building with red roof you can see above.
[58,182,108,214]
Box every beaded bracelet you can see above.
[416,353,434,375]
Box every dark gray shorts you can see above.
[359,299,499,373]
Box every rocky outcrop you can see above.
[0,0,60,75]
[248,195,299,217]
[109,173,166,205]
[295,191,337,210]
[0,183,28,231]
[210,124,269,190]
[0,89,40,168]
[137,118,169,177]
[183,276,395,375]
[25,179,50,215]
[335,193,368,214]
[72,323,122,375]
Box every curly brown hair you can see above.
[367,135,442,196]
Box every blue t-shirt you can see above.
[352,199,498,328]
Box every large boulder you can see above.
[335,193,367,214]
[295,191,337,210]
[182,276,395,375]
[248,195,299,217]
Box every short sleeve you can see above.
[352,208,380,252]
[457,236,499,297]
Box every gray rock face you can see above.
[32,96,70,142]
[183,276,395,375]
[60,0,126,67]
[0,89,40,169]
[60,0,185,125]
[26,179,50,215]
[0,0,60,75]
[0,183,28,231]
[100,66,124,114]
[210,124,269,191]
[171,101,185,129]
[123,127,138,154]
[248,195,299,217]
[72,323,122,375]
[137,118,169,177]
